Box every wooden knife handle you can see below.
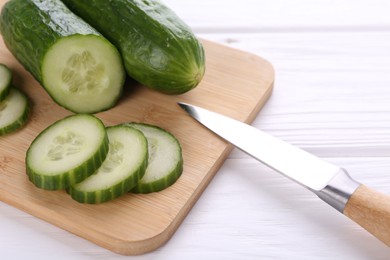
[344,185,390,247]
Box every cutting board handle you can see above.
[344,185,390,247]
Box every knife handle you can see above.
[344,185,390,247]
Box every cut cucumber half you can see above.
[0,0,125,113]
[0,87,30,136]
[0,64,12,101]
[42,35,125,113]
[124,123,183,193]
[26,114,109,190]
[69,125,148,203]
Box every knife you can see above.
[178,102,390,247]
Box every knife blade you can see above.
[178,102,390,247]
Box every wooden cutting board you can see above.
[0,19,274,256]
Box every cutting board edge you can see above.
[114,82,275,255]
[0,71,275,257]
[91,145,238,255]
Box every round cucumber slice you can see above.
[0,87,30,136]
[26,114,109,190]
[125,123,183,194]
[42,35,125,113]
[69,125,148,203]
[0,64,12,101]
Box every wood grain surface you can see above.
[0,21,274,255]
[344,185,390,247]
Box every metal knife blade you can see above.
[178,102,339,191]
[178,102,390,247]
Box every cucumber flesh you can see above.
[124,123,183,193]
[42,35,124,113]
[69,125,148,203]
[0,87,30,136]
[26,114,109,190]
[0,64,12,101]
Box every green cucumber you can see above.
[0,87,30,136]
[124,123,183,193]
[69,125,148,203]
[0,0,125,113]
[62,0,205,94]
[26,114,109,190]
[0,64,12,101]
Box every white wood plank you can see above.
[2,0,390,258]
[200,32,390,157]
[162,157,390,259]
[163,0,390,32]
[2,157,389,259]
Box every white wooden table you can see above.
[1,0,390,258]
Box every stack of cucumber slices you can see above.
[26,114,183,204]
[0,64,30,136]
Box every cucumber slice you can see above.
[69,125,148,203]
[0,64,12,101]
[124,123,183,193]
[26,114,109,190]
[0,87,30,136]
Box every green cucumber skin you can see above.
[27,147,107,190]
[62,0,205,94]
[0,88,30,136]
[0,0,125,113]
[26,114,109,190]
[131,159,182,194]
[125,123,184,194]
[69,159,146,203]
[0,64,11,101]
[0,0,98,83]
[0,86,10,102]
[69,126,148,204]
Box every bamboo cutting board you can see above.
[0,16,274,256]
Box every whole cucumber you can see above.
[62,0,205,94]
[0,0,125,113]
